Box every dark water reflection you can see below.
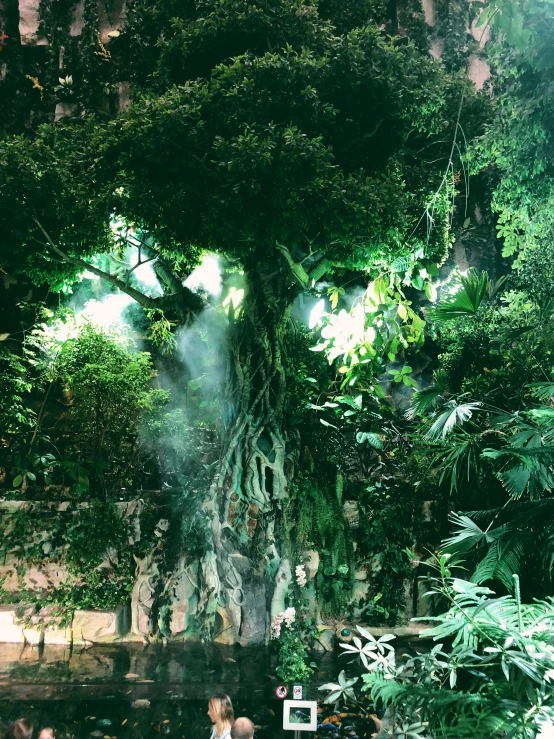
[0,640,428,739]
[0,697,284,739]
[0,643,340,739]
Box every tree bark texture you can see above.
[185,264,299,644]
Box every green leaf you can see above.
[391,256,412,273]
[356,432,383,449]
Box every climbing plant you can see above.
[0,498,144,625]
[284,475,354,617]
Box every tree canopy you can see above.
[0,0,485,326]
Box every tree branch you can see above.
[275,242,333,287]
[127,255,158,283]
[33,218,205,318]
[309,258,332,282]
[33,218,162,309]
[275,242,311,288]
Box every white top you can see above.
[209,729,231,739]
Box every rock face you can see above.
[70,2,85,36]
[237,578,266,644]
[167,559,200,638]
[468,55,491,91]
[270,558,292,620]
[18,0,44,45]
[0,562,69,592]
[130,552,159,639]
[73,604,131,645]
[97,0,126,43]
[0,490,442,645]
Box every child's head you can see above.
[6,719,33,739]
[38,729,54,739]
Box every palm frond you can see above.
[543,527,554,580]
[424,400,481,440]
[433,432,484,492]
[470,530,526,592]
[525,407,554,441]
[466,499,554,528]
[482,447,554,499]
[504,324,538,341]
[405,370,449,420]
[497,465,533,498]
[537,295,554,323]
[445,502,554,594]
[487,274,509,299]
[528,383,554,403]
[443,512,502,553]
[428,269,504,322]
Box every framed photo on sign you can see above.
[282,700,317,732]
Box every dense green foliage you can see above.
[0,29,483,293]
[0,0,489,638]
[470,0,554,265]
[322,556,554,738]
[285,475,354,617]
[3,4,554,708]
[356,482,419,626]
[0,498,136,624]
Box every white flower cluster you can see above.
[295,564,307,587]
[271,606,296,638]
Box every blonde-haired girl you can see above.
[207,693,234,739]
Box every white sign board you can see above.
[282,700,317,732]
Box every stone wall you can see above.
[0,0,491,129]
[0,498,436,647]
[0,499,142,593]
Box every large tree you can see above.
[0,0,485,642]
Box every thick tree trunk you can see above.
[195,264,298,644]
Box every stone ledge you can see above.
[72,604,131,645]
[0,604,26,643]
[360,623,434,639]
[0,604,132,645]
[0,605,73,645]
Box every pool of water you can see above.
[0,643,345,739]
[0,639,429,738]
